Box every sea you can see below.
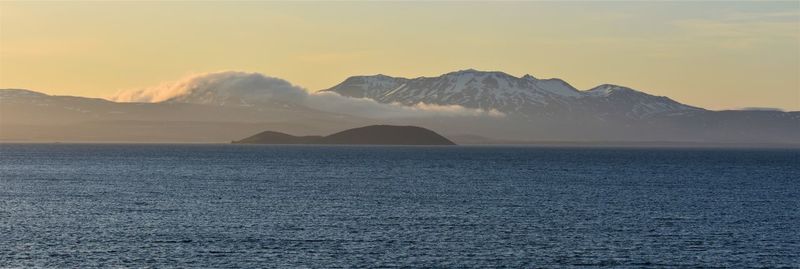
[0,144,798,268]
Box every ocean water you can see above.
[0,144,798,268]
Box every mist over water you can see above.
[1,144,798,267]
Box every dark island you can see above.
[232,125,456,145]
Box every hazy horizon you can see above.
[4,69,798,113]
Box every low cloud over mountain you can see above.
[2,69,797,144]
[111,71,503,119]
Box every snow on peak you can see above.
[326,70,699,119]
[325,69,584,110]
[585,84,635,97]
[108,71,504,119]
[107,69,700,120]
[451,68,481,74]
[535,79,582,97]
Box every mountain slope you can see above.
[0,89,372,142]
[319,125,455,145]
[2,67,798,145]
[233,125,456,145]
[323,69,700,119]
[232,131,322,144]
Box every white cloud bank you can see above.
[110,71,306,104]
[111,71,504,119]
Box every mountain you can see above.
[2,69,798,145]
[232,131,322,144]
[233,125,456,145]
[322,70,799,144]
[0,88,371,142]
[323,69,701,120]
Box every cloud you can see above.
[110,71,307,104]
[111,71,504,119]
[308,91,504,119]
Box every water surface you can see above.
[1,144,798,267]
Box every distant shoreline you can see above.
[2,140,799,149]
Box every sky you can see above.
[1,1,798,111]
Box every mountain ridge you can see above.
[2,69,798,144]
[322,69,701,120]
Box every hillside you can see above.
[233,125,456,145]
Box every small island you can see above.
[232,125,456,145]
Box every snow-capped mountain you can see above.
[323,69,701,119]
[2,69,798,144]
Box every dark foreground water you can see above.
[0,144,798,268]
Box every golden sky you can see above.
[1,1,798,110]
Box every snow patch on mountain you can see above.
[109,71,504,119]
[324,69,701,119]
